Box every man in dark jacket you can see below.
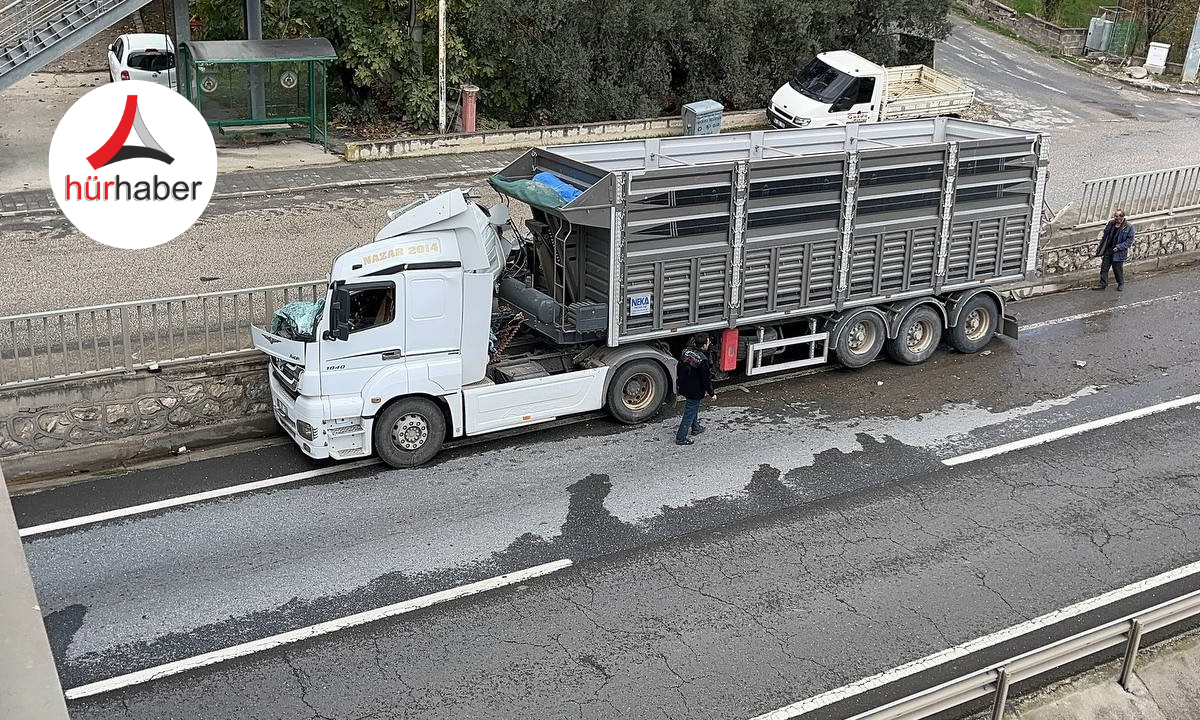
[675,333,715,446]
[1093,209,1136,292]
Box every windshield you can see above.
[789,58,854,104]
[127,52,175,71]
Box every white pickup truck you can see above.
[768,50,975,129]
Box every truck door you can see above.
[320,280,405,399]
[831,76,878,125]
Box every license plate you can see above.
[770,118,784,129]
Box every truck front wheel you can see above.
[373,397,446,468]
[606,359,669,424]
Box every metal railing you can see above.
[1,0,117,51]
[0,281,325,388]
[810,586,1200,720]
[1077,164,1200,227]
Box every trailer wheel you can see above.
[373,397,446,468]
[948,295,999,354]
[606,359,669,425]
[886,306,943,366]
[834,313,886,369]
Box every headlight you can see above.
[796,117,811,127]
[296,419,318,440]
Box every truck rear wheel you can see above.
[834,312,885,369]
[886,306,943,365]
[606,359,669,424]
[373,397,446,468]
[948,295,999,354]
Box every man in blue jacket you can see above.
[675,333,716,446]
[1093,209,1136,292]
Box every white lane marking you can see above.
[19,460,379,538]
[23,288,1196,536]
[748,558,1200,720]
[63,558,573,700]
[949,52,985,69]
[943,392,1200,466]
[1022,289,1200,332]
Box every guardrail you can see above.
[1077,164,1200,227]
[0,281,325,389]
[789,585,1200,720]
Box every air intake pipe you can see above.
[498,277,557,325]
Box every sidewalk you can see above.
[0,149,517,216]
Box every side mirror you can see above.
[322,287,351,341]
[109,44,115,52]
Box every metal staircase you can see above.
[0,0,153,92]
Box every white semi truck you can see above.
[252,118,1048,468]
[768,50,975,130]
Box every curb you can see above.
[1090,67,1200,97]
[0,166,508,219]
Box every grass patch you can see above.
[1004,0,1107,28]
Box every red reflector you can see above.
[120,70,130,80]
[719,328,738,372]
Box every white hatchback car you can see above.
[108,33,177,89]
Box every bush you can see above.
[191,0,953,132]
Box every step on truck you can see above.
[251,118,1049,468]
[769,50,975,130]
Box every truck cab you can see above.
[769,50,884,129]
[251,190,675,467]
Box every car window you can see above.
[856,77,876,105]
[114,39,124,62]
[346,286,395,332]
[127,52,176,71]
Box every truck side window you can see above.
[856,77,876,105]
[346,286,395,332]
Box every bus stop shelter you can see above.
[178,38,336,149]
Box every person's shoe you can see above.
[1091,285,1107,291]
[692,425,706,436]
[676,437,694,446]
[1117,285,1124,292]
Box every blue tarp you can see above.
[532,171,582,203]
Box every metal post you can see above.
[1184,1,1200,83]
[0,467,71,720]
[1119,619,1145,690]
[245,0,266,119]
[172,0,190,46]
[438,0,447,135]
[460,84,479,133]
[990,668,1011,720]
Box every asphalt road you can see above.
[936,19,1200,211]
[13,264,1200,718]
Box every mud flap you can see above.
[1002,314,1019,340]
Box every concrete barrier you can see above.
[344,110,768,162]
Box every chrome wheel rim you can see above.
[622,372,655,412]
[392,413,430,451]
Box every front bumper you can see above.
[767,105,809,130]
[269,372,330,460]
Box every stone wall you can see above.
[1038,212,1200,277]
[0,357,273,482]
[956,0,1087,55]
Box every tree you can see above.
[1133,0,1191,45]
